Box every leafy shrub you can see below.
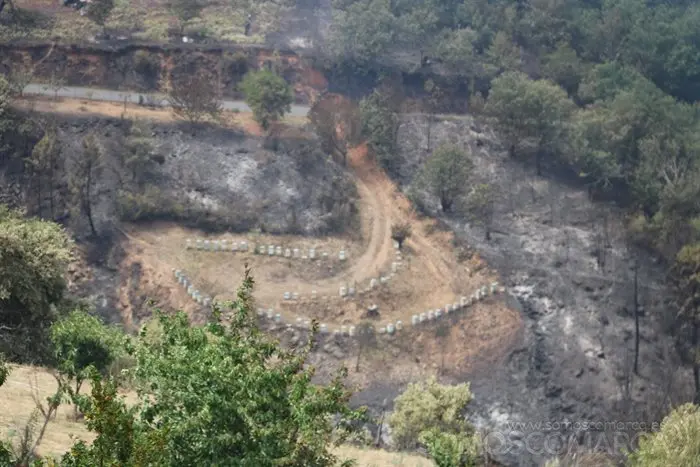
[628,403,700,466]
[240,69,294,130]
[116,187,184,222]
[388,376,476,449]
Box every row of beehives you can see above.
[185,238,348,261]
[281,257,405,301]
[409,281,503,326]
[173,270,213,306]
[279,240,406,302]
[173,268,505,339]
[260,281,504,338]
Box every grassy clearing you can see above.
[1,364,434,466]
[2,0,285,43]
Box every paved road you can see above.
[22,83,471,121]
[22,84,312,117]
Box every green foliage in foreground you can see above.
[51,310,124,399]
[420,428,480,467]
[627,403,700,467]
[389,376,479,466]
[58,270,366,466]
[0,205,74,362]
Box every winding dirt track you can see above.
[122,142,462,311]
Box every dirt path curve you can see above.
[121,139,462,321]
[127,143,448,298]
[342,144,394,284]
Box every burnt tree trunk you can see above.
[693,322,700,404]
[633,260,640,374]
[85,162,97,237]
[355,344,363,372]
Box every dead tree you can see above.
[26,123,59,218]
[435,321,450,376]
[309,94,361,166]
[162,70,222,125]
[355,321,377,372]
[69,134,103,237]
[633,258,641,374]
[391,221,412,249]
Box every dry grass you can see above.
[1,365,93,459]
[334,445,435,467]
[1,364,434,466]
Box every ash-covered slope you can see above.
[395,115,692,466]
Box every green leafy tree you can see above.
[577,62,645,104]
[388,376,477,453]
[62,270,366,465]
[434,27,479,76]
[540,43,587,96]
[329,0,397,65]
[86,0,114,35]
[51,310,124,408]
[396,1,440,64]
[486,71,575,175]
[421,144,473,213]
[568,106,622,196]
[485,31,521,75]
[0,206,73,362]
[0,75,15,154]
[6,64,33,98]
[60,370,166,467]
[359,89,399,174]
[240,69,293,131]
[167,0,205,36]
[628,403,700,466]
[464,183,495,241]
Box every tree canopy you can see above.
[0,205,73,362]
[51,310,124,400]
[420,143,473,213]
[359,89,399,175]
[240,70,294,131]
[388,376,479,465]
